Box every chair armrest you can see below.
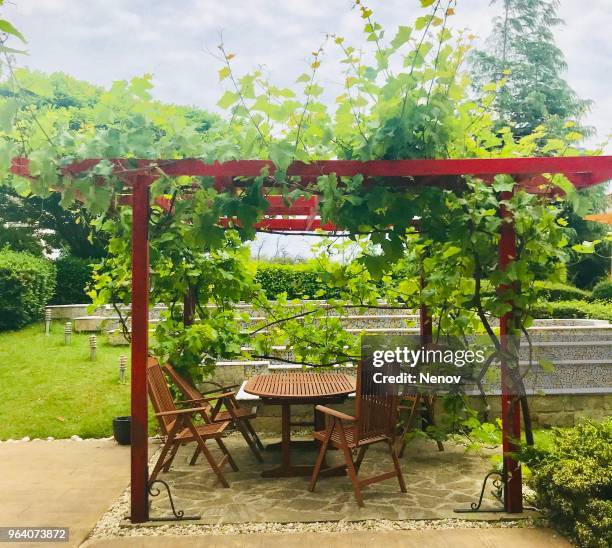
[199,384,241,395]
[315,405,355,422]
[177,398,211,406]
[177,392,235,405]
[155,406,210,417]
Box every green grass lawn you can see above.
[0,322,568,444]
[0,322,156,439]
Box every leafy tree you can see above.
[0,70,219,258]
[470,0,607,287]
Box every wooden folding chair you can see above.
[147,357,238,487]
[308,363,406,507]
[396,392,421,457]
[396,392,445,456]
[163,362,264,462]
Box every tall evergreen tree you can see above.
[470,0,591,137]
[470,0,608,288]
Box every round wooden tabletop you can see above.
[244,372,355,399]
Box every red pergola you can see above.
[12,155,612,522]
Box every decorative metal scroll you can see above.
[454,470,506,513]
[147,480,201,521]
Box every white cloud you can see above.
[4,0,610,145]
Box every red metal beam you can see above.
[219,217,337,231]
[255,218,337,231]
[264,195,319,216]
[498,190,523,513]
[11,156,612,191]
[130,175,152,523]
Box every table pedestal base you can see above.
[260,402,345,478]
[265,439,319,452]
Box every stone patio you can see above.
[148,434,523,524]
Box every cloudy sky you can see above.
[5,0,611,258]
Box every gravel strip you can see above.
[87,486,545,541]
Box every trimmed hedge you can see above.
[51,255,93,305]
[533,281,591,302]
[0,249,56,331]
[592,278,612,302]
[522,419,612,547]
[254,263,340,300]
[532,300,612,322]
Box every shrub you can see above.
[51,255,93,304]
[0,249,56,331]
[592,278,612,301]
[254,263,340,300]
[533,281,591,302]
[522,419,612,547]
[532,300,612,322]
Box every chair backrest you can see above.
[147,357,178,435]
[162,362,212,412]
[354,361,399,444]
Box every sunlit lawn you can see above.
[0,323,155,439]
[0,322,566,445]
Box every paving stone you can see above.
[148,436,509,524]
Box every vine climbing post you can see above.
[498,189,523,513]
[130,173,152,523]
[419,262,433,346]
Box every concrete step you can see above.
[522,325,612,343]
[518,340,612,362]
[103,314,420,333]
[73,316,106,333]
[245,314,419,330]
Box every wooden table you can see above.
[244,372,355,477]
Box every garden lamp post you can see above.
[89,335,97,361]
[64,321,72,345]
[119,355,127,384]
[44,307,52,335]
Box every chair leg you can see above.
[198,441,230,488]
[236,419,263,462]
[387,439,407,493]
[398,436,407,458]
[149,440,175,482]
[423,399,444,452]
[184,421,230,488]
[163,442,180,472]
[215,437,239,471]
[341,442,364,507]
[354,445,368,473]
[309,424,333,492]
[245,419,265,451]
[189,445,201,466]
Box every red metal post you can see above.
[419,264,433,346]
[130,175,151,523]
[498,191,523,513]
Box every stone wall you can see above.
[467,393,612,428]
[247,393,611,434]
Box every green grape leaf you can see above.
[217,91,240,109]
[0,20,26,42]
